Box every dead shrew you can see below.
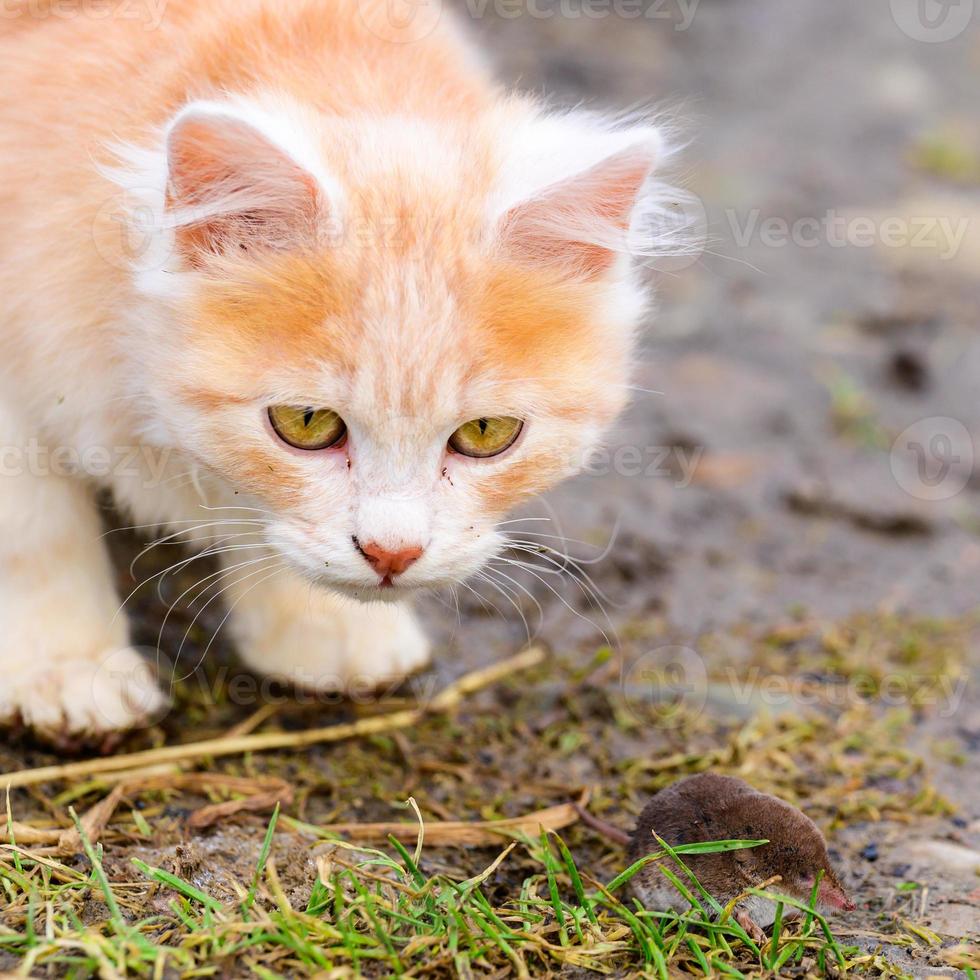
[579,773,853,940]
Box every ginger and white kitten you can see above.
[0,0,679,738]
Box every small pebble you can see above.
[861,842,879,862]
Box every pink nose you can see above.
[356,540,423,579]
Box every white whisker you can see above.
[196,503,273,516]
[490,555,617,650]
[157,552,276,675]
[493,516,553,528]
[128,521,268,577]
[476,567,539,642]
[501,548,618,613]
[102,516,265,538]
[190,560,289,679]
[457,577,505,621]
[170,555,281,684]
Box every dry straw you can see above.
[1,645,546,792]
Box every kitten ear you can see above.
[496,122,664,280]
[165,103,323,264]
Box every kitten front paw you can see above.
[235,598,431,695]
[0,646,170,740]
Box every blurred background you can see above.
[456,0,980,635]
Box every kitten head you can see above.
[115,95,681,600]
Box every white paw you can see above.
[0,647,170,737]
[235,599,431,694]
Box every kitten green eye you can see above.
[268,405,347,451]
[448,416,524,458]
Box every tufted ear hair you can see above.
[494,115,668,280]
[165,102,326,265]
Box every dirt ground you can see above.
[2,0,979,976]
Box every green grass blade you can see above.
[69,807,124,931]
[388,834,425,887]
[686,935,711,975]
[767,901,784,969]
[243,802,280,915]
[554,832,598,926]
[132,857,223,913]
